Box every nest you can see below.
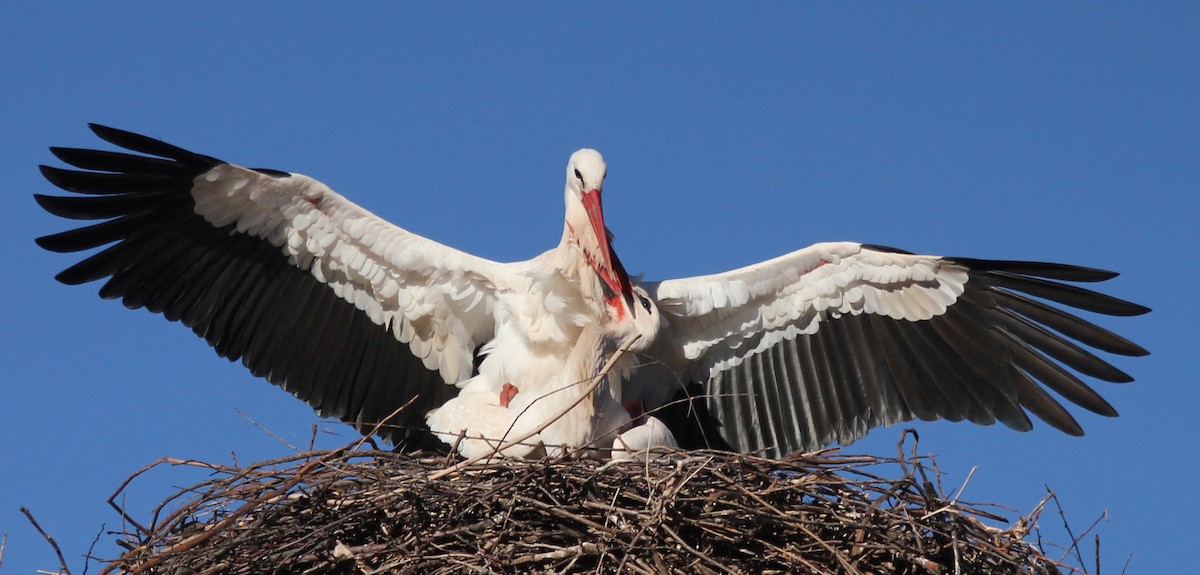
[88,436,1094,575]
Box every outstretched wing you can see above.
[645,242,1149,457]
[35,125,512,445]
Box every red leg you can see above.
[500,383,519,408]
[622,400,646,427]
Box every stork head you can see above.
[587,284,664,358]
[564,149,633,313]
[615,285,664,352]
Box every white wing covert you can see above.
[646,242,1149,457]
[36,125,510,446]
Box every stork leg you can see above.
[500,383,520,408]
[622,400,646,426]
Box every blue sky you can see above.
[2,4,1197,573]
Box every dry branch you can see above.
[90,443,1091,575]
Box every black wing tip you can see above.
[1107,370,1136,384]
[1030,404,1087,436]
[251,167,293,179]
[32,193,86,222]
[1060,423,1086,437]
[1125,342,1151,357]
[48,146,86,164]
[860,243,914,255]
[87,122,121,137]
[87,123,153,149]
[979,269,1150,318]
[75,124,223,170]
[1075,293,1150,318]
[33,233,59,252]
[36,165,86,194]
[32,193,59,211]
[1122,302,1152,317]
[51,266,92,285]
[952,257,1121,282]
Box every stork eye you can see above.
[574,168,584,184]
[638,295,652,313]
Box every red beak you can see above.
[581,188,634,313]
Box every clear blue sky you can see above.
[2,4,1196,573]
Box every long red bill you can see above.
[581,188,634,314]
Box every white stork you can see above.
[36,126,1149,459]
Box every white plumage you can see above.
[426,285,667,459]
[653,243,968,375]
[36,126,1149,458]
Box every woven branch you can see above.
[94,443,1090,575]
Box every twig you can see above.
[1047,487,1089,569]
[921,465,976,520]
[352,395,421,451]
[235,407,299,451]
[1119,552,1132,575]
[82,524,104,575]
[20,508,72,575]
[511,542,600,565]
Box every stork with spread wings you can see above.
[36,125,1148,458]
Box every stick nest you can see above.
[100,443,1082,575]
